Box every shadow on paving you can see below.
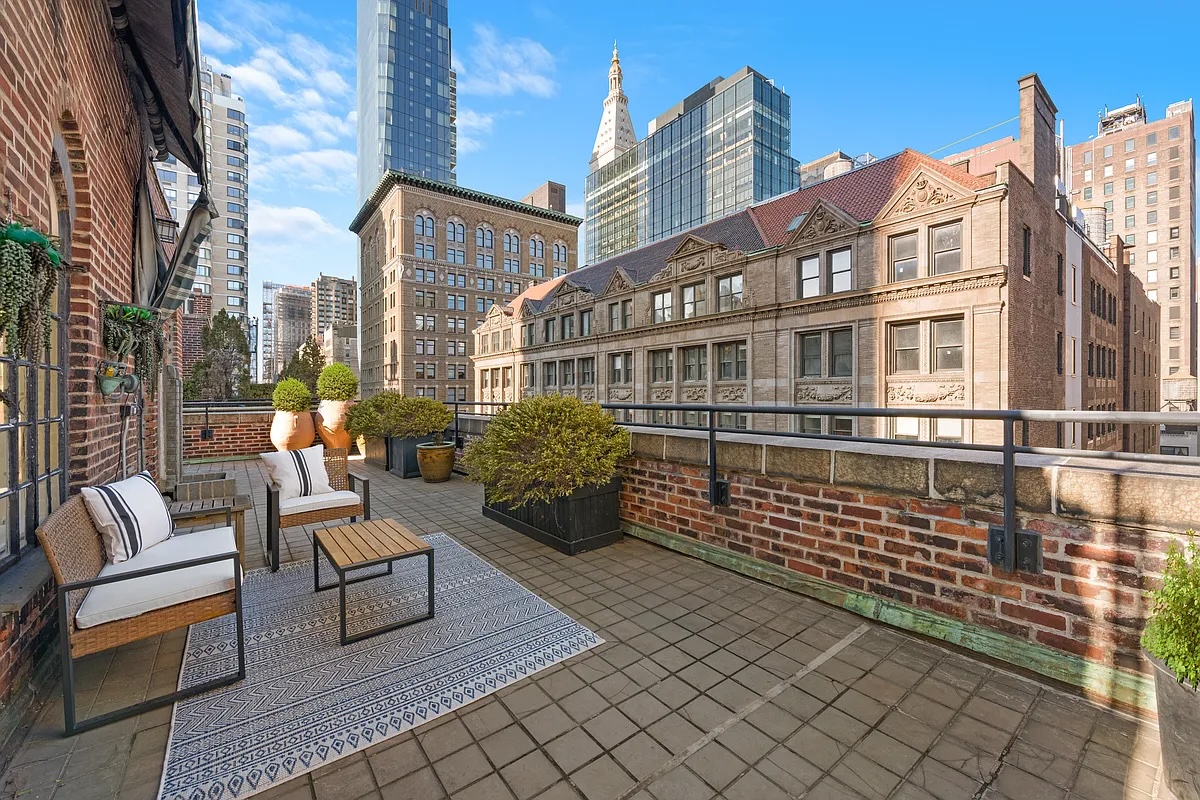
[0,458,1172,800]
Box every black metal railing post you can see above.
[453,401,462,449]
[1002,417,1017,572]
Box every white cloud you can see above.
[293,110,355,145]
[198,20,238,54]
[251,204,349,242]
[256,124,311,152]
[455,109,495,154]
[456,25,557,98]
[256,149,356,193]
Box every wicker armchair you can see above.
[36,496,245,735]
[266,447,371,572]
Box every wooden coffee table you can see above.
[168,495,250,556]
[313,519,435,645]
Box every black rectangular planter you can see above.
[482,478,622,555]
[363,434,433,477]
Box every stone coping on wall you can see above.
[629,427,1200,531]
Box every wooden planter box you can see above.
[363,434,433,477]
[482,478,622,555]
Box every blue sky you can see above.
[196,0,1200,331]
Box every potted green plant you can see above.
[315,363,358,450]
[270,378,314,451]
[462,395,630,554]
[345,392,452,478]
[409,398,456,483]
[1142,533,1200,800]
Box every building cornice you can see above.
[350,171,583,233]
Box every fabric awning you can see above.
[152,192,216,311]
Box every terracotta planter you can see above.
[1149,652,1200,800]
[270,410,315,451]
[416,442,455,483]
[316,399,353,450]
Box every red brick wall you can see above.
[181,292,213,380]
[182,410,316,460]
[620,450,1172,687]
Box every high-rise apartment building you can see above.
[356,0,456,203]
[311,273,359,341]
[585,60,799,264]
[156,57,250,321]
[273,285,313,376]
[261,282,283,381]
[350,171,580,399]
[1067,99,1195,408]
[323,325,360,377]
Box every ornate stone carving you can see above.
[679,255,707,273]
[797,204,850,240]
[650,388,673,402]
[560,293,575,306]
[682,386,707,402]
[544,300,558,312]
[580,388,596,402]
[504,389,513,402]
[794,384,853,403]
[608,387,633,402]
[605,269,633,295]
[886,383,966,403]
[890,174,955,218]
[716,385,747,402]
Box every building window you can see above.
[609,352,632,384]
[561,315,574,340]
[1056,253,1064,296]
[931,222,962,276]
[893,417,920,441]
[521,364,534,388]
[1022,226,1032,276]
[1056,331,1063,375]
[543,318,556,343]
[716,342,747,381]
[682,282,707,318]
[830,328,853,377]
[800,333,821,377]
[476,226,493,249]
[1103,182,1113,196]
[933,319,963,371]
[652,290,673,323]
[934,418,963,443]
[891,233,918,282]
[580,309,593,336]
[543,362,557,387]
[681,346,707,382]
[580,358,596,385]
[1083,187,1092,201]
[650,350,673,383]
[824,249,850,293]
[561,360,575,386]
[1147,171,1158,186]
[717,273,743,311]
[799,255,821,297]
[891,323,920,373]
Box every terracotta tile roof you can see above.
[749,149,995,247]
[506,274,566,312]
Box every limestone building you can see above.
[474,74,1159,452]
[323,325,359,378]
[351,172,581,399]
[311,273,358,340]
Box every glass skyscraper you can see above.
[357,0,456,204]
[585,67,799,264]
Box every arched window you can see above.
[446,220,465,243]
[529,236,544,259]
[415,212,434,238]
[553,242,568,262]
[477,226,493,249]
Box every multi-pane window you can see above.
[891,233,918,281]
[580,357,596,385]
[933,319,964,371]
[522,323,534,347]
[717,273,743,311]
[543,362,557,387]
[934,418,963,443]
[652,290,673,323]
[446,221,465,242]
[414,213,435,238]
[560,360,575,385]
[580,309,592,336]
[681,346,708,382]
[521,364,534,388]
[717,412,749,431]
[609,352,632,384]
[561,315,574,340]
[830,328,853,377]
[931,222,962,275]
[716,342,747,381]
[799,256,820,297]
[476,227,493,249]
[891,323,920,373]
[800,333,821,377]
[543,318,556,343]
[682,282,707,318]
[650,350,673,383]
[828,249,852,292]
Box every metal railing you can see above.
[448,400,1200,573]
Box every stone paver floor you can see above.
[0,458,1173,800]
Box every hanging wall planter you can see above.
[103,303,165,396]
[0,221,64,360]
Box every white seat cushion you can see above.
[75,528,238,629]
[278,490,361,517]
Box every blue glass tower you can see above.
[357,0,456,204]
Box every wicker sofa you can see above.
[36,496,246,735]
[265,447,371,571]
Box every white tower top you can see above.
[590,42,635,172]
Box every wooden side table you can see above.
[313,519,434,645]
[169,495,250,556]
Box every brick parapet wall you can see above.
[620,430,1195,709]
[182,409,315,460]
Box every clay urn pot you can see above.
[316,399,353,450]
[270,410,315,451]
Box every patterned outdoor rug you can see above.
[157,532,602,800]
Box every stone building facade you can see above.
[272,285,313,375]
[474,74,1158,451]
[310,273,358,342]
[350,172,581,399]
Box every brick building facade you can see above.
[351,172,581,399]
[474,74,1158,451]
[180,290,213,380]
[0,0,206,753]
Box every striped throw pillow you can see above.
[81,472,175,564]
[259,445,333,502]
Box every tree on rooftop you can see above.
[281,335,326,396]
[184,310,250,400]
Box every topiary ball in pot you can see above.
[402,397,456,482]
[315,363,358,450]
[270,378,314,451]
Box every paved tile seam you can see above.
[612,622,872,800]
